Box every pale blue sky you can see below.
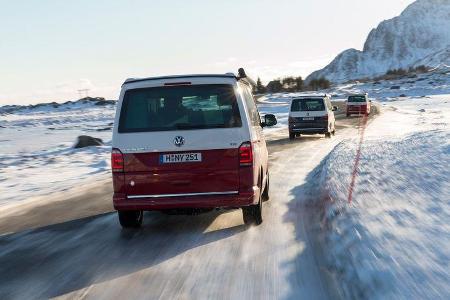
[0,0,415,104]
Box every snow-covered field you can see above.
[333,66,450,100]
[0,101,115,208]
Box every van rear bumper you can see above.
[290,127,328,134]
[113,191,257,210]
[289,123,328,134]
[289,121,328,134]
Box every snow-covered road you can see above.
[0,121,370,299]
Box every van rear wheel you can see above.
[242,193,263,225]
[325,132,331,138]
[118,210,143,228]
[289,132,295,140]
[262,172,270,201]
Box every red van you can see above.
[346,94,371,116]
[111,70,277,228]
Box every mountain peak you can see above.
[306,0,450,83]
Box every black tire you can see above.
[325,132,332,138]
[118,210,143,228]
[346,113,350,117]
[289,132,295,140]
[262,172,270,201]
[242,184,263,225]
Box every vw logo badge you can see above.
[174,136,185,147]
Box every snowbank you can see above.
[313,128,449,298]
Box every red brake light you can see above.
[164,82,191,86]
[321,115,329,121]
[111,149,124,172]
[239,142,253,166]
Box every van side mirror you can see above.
[262,114,277,127]
[332,106,338,111]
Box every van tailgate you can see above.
[123,148,239,197]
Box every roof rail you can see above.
[121,68,255,86]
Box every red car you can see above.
[346,94,371,116]
[111,69,277,228]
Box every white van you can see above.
[111,69,277,228]
[288,95,337,139]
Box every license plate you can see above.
[160,153,202,163]
[303,117,314,121]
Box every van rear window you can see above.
[291,98,325,111]
[118,84,242,133]
[348,96,366,102]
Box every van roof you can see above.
[292,95,329,99]
[123,73,238,85]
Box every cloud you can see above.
[248,55,335,83]
[0,79,120,105]
[206,55,335,84]
[209,57,238,67]
[1,54,336,105]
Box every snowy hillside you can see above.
[313,95,450,299]
[306,0,450,82]
[331,66,450,100]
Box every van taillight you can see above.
[111,149,124,172]
[321,115,329,121]
[239,142,253,166]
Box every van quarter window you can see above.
[241,85,261,127]
[291,98,325,112]
[118,84,242,133]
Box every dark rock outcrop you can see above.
[74,135,104,148]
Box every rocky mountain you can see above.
[306,0,450,83]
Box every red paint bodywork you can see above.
[112,148,259,210]
[347,103,371,115]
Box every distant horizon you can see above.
[0,0,415,105]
